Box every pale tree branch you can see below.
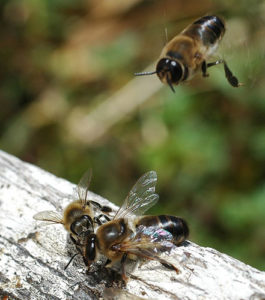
[0,150,265,300]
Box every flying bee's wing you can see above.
[75,169,93,209]
[114,171,159,219]
[33,210,63,224]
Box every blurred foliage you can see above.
[1,0,265,269]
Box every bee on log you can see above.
[33,169,112,242]
[71,171,189,281]
[135,15,241,92]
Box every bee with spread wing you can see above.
[73,171,189,281]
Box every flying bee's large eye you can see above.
[168,60,183,83]
[156,58,169,77]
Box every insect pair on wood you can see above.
[34,170,189,282]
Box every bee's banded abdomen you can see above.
[186,15,225,45]
[136,215,189,245]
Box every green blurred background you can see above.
[1,0,265,269]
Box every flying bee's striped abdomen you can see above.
[184,15,225,46]
[136,215,189,245]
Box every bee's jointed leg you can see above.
[201,61,209,77]
[205,59,241,87]
[89,200,112,213]
[120,253,129,282]
[94,214,111,226]
[104,259,112,267]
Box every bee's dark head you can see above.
[156,58,183,92]
[70,214,94,236]
[134,58,185,92]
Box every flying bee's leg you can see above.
[201,61,209,77]
[206,60,241,87]
[206,59,224,68]
[120,253,129,282]
[202,59,223,77]
[223,61,242,87]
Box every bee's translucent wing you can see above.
[112,225,176,269]
[129,225,174,249]
[114,171,159,219]
[33,210,63,224]
[76,169,92,208]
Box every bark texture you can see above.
[0,150,265,300]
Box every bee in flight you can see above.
[71,171,189,282]
[33,170,112,244]
[135,15,242,92]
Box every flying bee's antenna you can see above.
[134,70,157,76]
[165,27,168,44]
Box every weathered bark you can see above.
[0,150,265,300]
